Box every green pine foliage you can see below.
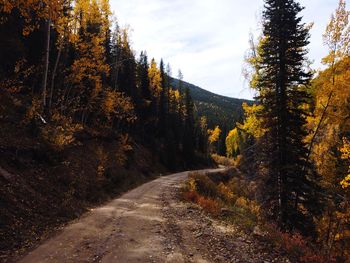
[256,0,322,234]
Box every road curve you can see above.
[19,168,224,263]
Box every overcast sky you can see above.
[110,0,345,100]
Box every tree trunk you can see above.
[49,38,64,110]
[42,17,51,108]
[306,90,334,161]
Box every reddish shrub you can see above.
[182,191,200,203]
[281,231,307,259]
[263,224,331,263]
[197,196,221,215]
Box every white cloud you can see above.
[110,0,347,100]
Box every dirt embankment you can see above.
[0,136,166,262]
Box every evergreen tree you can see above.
[183,87,195,166]
[136,51,152,136]
[158,59,167,136]
[116,30,138,103]
[218,125,227,156]
[137,52,152,106]
[257,0,320,233]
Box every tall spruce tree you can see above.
[257,0,320,233]
[158,59,167,136]
[183,87,195,166]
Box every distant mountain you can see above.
[170,78,253,129]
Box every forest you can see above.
[0,0,215,258]
[0,0,349,262]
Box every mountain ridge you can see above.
[170,78,254,129]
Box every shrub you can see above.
[207,168,236,183]
[197,196,221,215]
[41,112,82,150]
[189,172,218,198]
[262,224,332,263]
[235,196,249,208]
[182,191,200,203]
[227,205,258,232]
[211,154,236,167]
[227,177,250,199]
[217,182,234,202]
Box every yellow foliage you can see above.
[218,182,234,201]
[322,0,350,65]
[308,57,350,184]
[102,89,136,123]
[115,134,133,166]
[208,126,221,144]
[148,59,162,98]
[25,97,41,122]
[235,196,248,208]
[174,90,181,101]
[188,177,197,192]
[226,128,241,158]
[211,154,237,167]
[340,138,350,188]
[41,113,83,149]
[0,0,64,35]
[237,103,266,139]
[308,0,350,187]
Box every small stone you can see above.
[253,226,266,237]
[195,232,203,238]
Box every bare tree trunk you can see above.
[325,210,333,247]
[49,39,64,110]
[306,90,334,160]
[304,62,336,164]
[42,16,51,108]
[113,47,121,90]
[328,218,341,260]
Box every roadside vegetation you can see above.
[186,1,350,261]
[181,169,331,263]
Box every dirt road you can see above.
[19,168,289,263]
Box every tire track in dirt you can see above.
[18,168,290,263]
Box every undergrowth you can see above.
[181,168,332,263]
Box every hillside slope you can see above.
[170,78,253,128]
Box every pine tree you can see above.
[182,87,195,166]
[218,125,227,156]
[158,59,167,136]
[116,30,138,102]
[257,0,320,233]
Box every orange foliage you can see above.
[182,191,200,203]
[196,196,221,215]
[182,190,220,215]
